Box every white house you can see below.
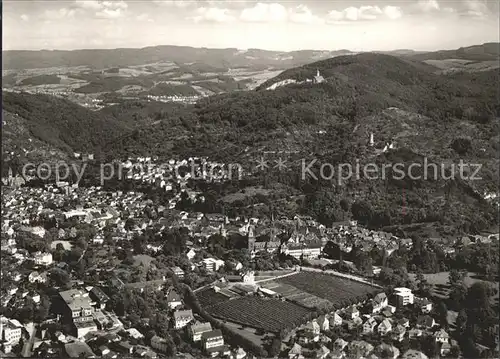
[166,288,182,310]
[28,271,47,283]
[201,329,224,352]
[190,322,213,342]
[241,271,255,284]
[372,292,388,313]
[34,252,53,266]
[378,318,392,336]
[202,258,225,272]
[173,309,193,329]
[186,248,196,260]
[434,329,450,344]
[393,287,414,307]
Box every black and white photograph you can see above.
[1,1,499,358]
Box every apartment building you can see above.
[59,289,97,338]
[393,287,414,308]
[0,316,23,353]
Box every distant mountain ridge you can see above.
[3,43,498,71]
[2,46,355,71]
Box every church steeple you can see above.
[247,225,255,250]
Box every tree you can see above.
[455,309,467,335]
[269,338,282,357]
[435,301,448,329]
[464,282,494,341]
[448,268,465,287]
[415,269,431,296]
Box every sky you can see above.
[3,0,499,51]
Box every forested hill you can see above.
[2,91,131,154]
[104,53,499,234]
[4,53,498,234]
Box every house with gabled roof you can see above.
[316,345,330,359]
[330,311,343,327]
[392,324,406,342]
[416,315,436,329]
[372,292,388,313]
[378,318,392,335]
[288,343,304,359]
[363,317,378,334]
[344,305,360,320]
[317,315,330,332]
[433,329,449,344]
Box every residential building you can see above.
[317,315,330,332]
[392,324,406,342]
[170,266,185,279]
[344,305,360,320]
[288,343,304,359]
[393,287,414,308]
[416,315,436,329]
[0,317,23,353]
[190,322,213,342]
[241,271,255,284]
[363,317,377,334]
[151,335,169,353]
[305,320,321,336]
[415,297,432,313]
[58,289,97,338]
[378,318,392,335]
[28,271,47,283]
[166,288,182,310]
[202,258,225,272]
[173,309,193,329]
[434,329,449,344]
[34,252,53,266]
[330,312,343,327]
[317,345,330,359]
[186,248,196,260]
[372,292,388,313]
[89,287,109,310]
[201,329,224,352]
[408,328,423,339]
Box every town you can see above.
[1,154,498,359]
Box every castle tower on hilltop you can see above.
[313,69,325,84]
[369,133,375,147]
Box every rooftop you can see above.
[59,289,92,311]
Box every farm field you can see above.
[260,281,332,309]
[206,296,311,333]
[277,271,381,307]
[196,287,231,308]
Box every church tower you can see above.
[247,225,255,253]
